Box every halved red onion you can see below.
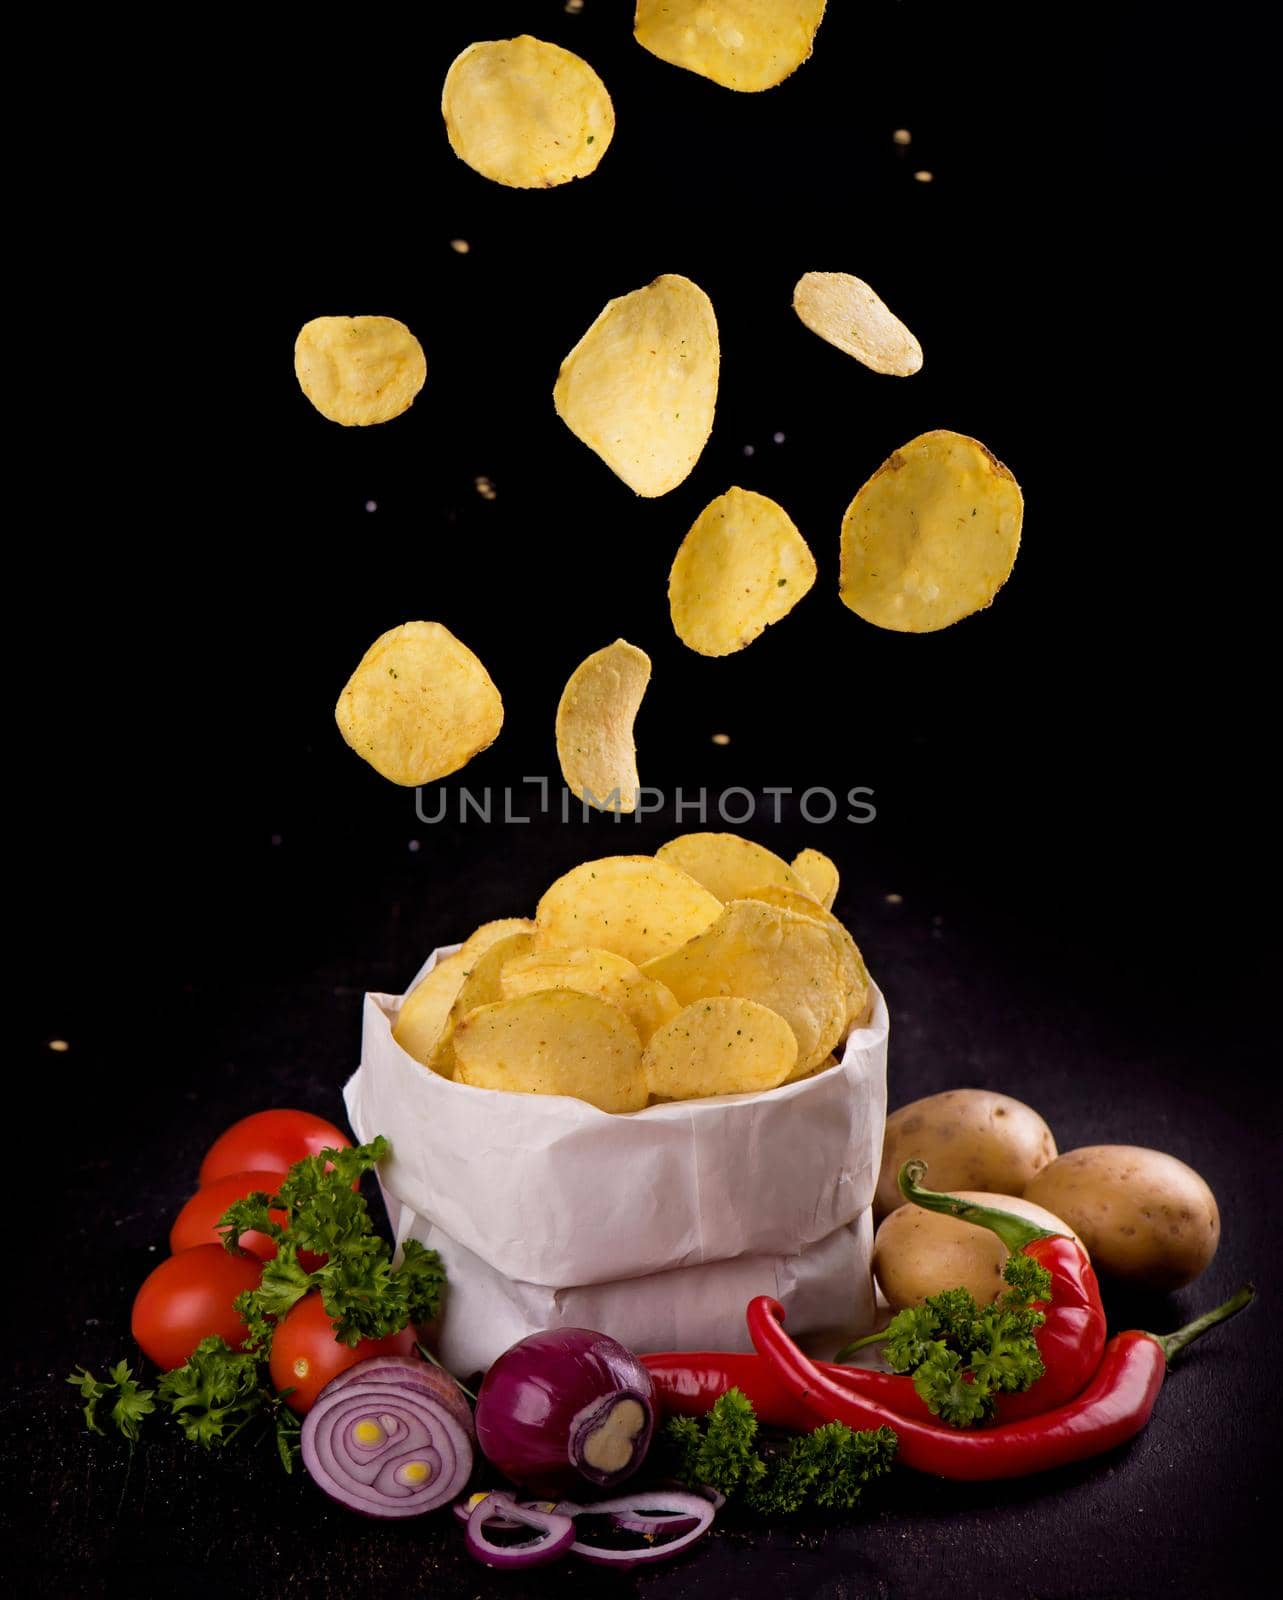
[465,1492,576,1569]
[301,1361,474,1518]
[322,1355,474,1434]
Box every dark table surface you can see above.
[13,3,1276,1596]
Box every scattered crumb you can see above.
[913,169,934,183]
[475,475,497,501]
[364,499,378,513]
[711,733,731,746]
[893,128,912,146]
[48,1038,70,1053]
[450,238,470,254]
[743,444,755,457]
[409,840,421,854]
[885,892,903,905]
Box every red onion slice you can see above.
[569,1490,715,1568]
[465,1492,577,1569]
[301,1372,473,1518]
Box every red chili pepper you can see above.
[642,1350,936,1430]
[747,1285,1253,1481]
[858,1160,1107,1419]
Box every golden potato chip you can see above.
[455,918,537,964]
[669,488,816,656]
[501,946,680,1045]
[643,996,797,1100]
[840,431,1023,633]
[642,898,847,1073]
[742,883,869,1029]
[554,274,719,497]
[442,36,614,189]
[393,956,467,1067]
[453,989,646,1113]
[792,272,922,376]
[536,855,722,967]
[791,847,838,911]
[294,316,426,426]
[635,1,826,91]
[556,639,651,813]
[335,621,503,786]
[656,832,807,902]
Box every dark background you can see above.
[15,4,1276,1596]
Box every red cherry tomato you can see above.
[199,1109,351,1187]
[269,1291,418,1413]
[131,1245,263,1371]
[170,1171,291,1260]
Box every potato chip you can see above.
[294,316,426,426]
[839,431,1023,633]
[656,832,807,902]
[455,918,537,964]
[335,621,503,786]
[453,989,646,1113]
[393,956,467,1067]
[792,271,922,377]
[669,487,816,656]
[556,639,651,813]
[791,848,838,911]
[642,898,847,1073]
[554,274,718,497]
[634,1,827,91]
[501,946,680,1045]
[643,996,797,1100]
[396,931,535,1075]
[536,855,722,967]
[442,36,614,189]
[741,884,869,1029]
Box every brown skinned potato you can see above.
[875,1089,1057,1220]
[1024,1146,1219,1291]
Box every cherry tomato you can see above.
[269,1291,418,1413]
[131,1244,263,1371]
[199,1108,351,1187]
[170,1171,292,1261]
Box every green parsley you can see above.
[66,1362,155,1442]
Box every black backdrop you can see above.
[18,5,1277,1596]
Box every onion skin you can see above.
[301,1359,474,1519]
[475,1328,656,1494]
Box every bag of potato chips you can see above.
[344,944,887,1373]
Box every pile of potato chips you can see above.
[391,833,871,1113]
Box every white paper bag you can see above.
[344,945,889,1374]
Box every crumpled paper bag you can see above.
[344,945,888,1374]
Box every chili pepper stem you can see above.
[833,1330,887,1362]
[1153,1284,1254,1364]
[898,1160,1058,1252]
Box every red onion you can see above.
[567,1490,715,1567]
[464,1492,576,1569]
[475,1327,655,1493]
[301,1358,474,1518]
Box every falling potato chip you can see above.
[554,274,719,497]
[536,855,722,967]
[454,989,647,1113]
[791,848,838,911]
[642,898,847,1073]
[335,621,504,786]
[294,316,426,426]
[643,996,797,1100]
[656,833,807,903]
[556,639,651,813]
[669,488,817,656]
[742,884,869,1031]
[393,956,468,1067]
[840,431,1023,633]
[501,946,680,1045]
[793,272,922,376]
[442,36,614,188]
[635,0,827,92]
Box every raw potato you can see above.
[840,430,1023,633]
[453,989,646,1113]
[442,37,614,188]
[669,487,816,656]
[738,884,869,1045]
[536,855,722,967]
[791,848,838,911]
[294,316,426,426]
[656,832,807,903]
[335,621,503,786]
[501,946,680,1045]
[793,272,922,376]
[643,996,797,1100]
[554,274,719,497]
[635,0,827,92]
[556,639,651,812]
[874,1191,1082,1310]
[642,898,847,1074]
[875,1089,1058,1221]
[1024,1146,1220,1291]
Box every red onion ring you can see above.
[464,1492,576,1569]
[568,1490,715,1567]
